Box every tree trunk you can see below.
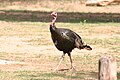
[98,55,117,80]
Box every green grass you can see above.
[0,70,98,80]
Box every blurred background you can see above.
[0,0,120,22]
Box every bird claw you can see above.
[70,66,76,71]
[53,67,59,72]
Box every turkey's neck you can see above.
[50,17,57,28]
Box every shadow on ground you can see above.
[17,71,98,80]
[0,10,120,23]
[17,71,120,79]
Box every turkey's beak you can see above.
[51,12,57,17]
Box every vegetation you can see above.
[0,0,120,80]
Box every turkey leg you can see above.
[54,53,65,71]
[68,53,76,70]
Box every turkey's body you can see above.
[50,26,83,53]
[50,12,92,71]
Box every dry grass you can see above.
[0,21,119,79]
[0,0,120,80]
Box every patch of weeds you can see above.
[40,72,83,79]
[117,72,120,80]
[16,71,83,80]
[110,46,120,53]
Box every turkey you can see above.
[50,12,92,71]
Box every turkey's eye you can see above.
[54,13,57,15]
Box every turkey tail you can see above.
[74,32,92,50]
[82,44,92,50]
[78,44,92,50]
[76,41,92,50]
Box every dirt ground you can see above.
[0,22,119,72]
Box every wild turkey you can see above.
[50,12,92,71]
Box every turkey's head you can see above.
[51,12,57,18]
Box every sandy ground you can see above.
[0,35,110,68]
[0,1,119,73]
[0,36,110,55]
[0,22,119,71]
